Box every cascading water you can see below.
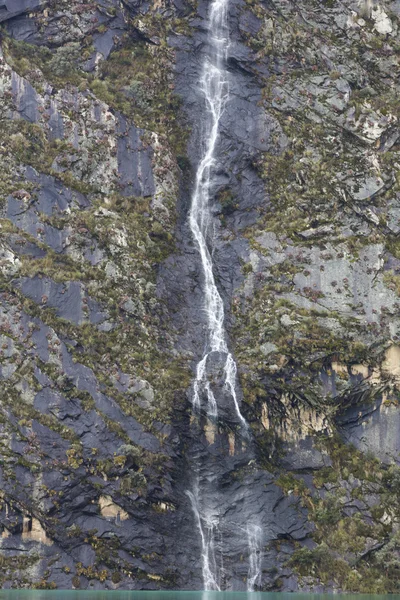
[186,0,262,591]
[247,523,263,592]
[188,0,246,428]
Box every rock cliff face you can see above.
[1,0,400,592]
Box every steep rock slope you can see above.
[0,0,193,590]
[0,0,400,592]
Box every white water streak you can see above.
[224,353,248,429]
[187,0,258,591]
[247,523,263,591]
[186,487,221,591]
[188,1,229,357]
[188,0,246,428]
[205,383,218,419]
[193,355,208,412]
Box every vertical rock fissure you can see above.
[185,0,262,591]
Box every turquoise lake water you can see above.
[0,592,398,600]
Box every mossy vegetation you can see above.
[228,4,400,589]
[0,553,41,587]
[279,434,400,592]
[233,0,400,440]
[4,38,89,89]
[244,0,400,252]
[0,3,193,586]
[91,40,188,155]
[232,285,371,410]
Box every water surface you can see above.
[0,592,397,600]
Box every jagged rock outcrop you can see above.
[0,0,400,593]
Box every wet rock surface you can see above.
[0,0,399,593]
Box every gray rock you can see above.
[260,342,278,356]
[338,398,400,464]
[0,0,42,23]
[117,114,155,197]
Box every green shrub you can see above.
[48,43,81,77]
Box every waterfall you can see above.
[186,486,221,591]
[186,0,262,591]
[188,0,247,428]
[247,523,263,592]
